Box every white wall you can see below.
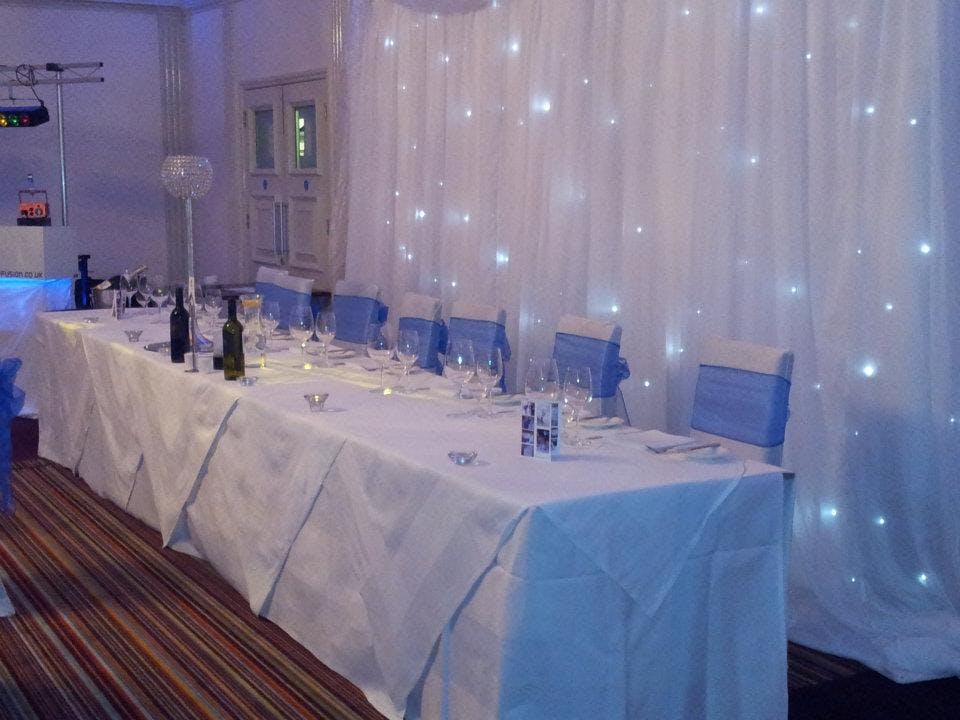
[0,1,169,282]
[186,0,335,285]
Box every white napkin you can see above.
[626,429,694,452]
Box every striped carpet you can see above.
[1,436,910,719]
[0,458,386,720]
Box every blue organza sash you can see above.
[398,317,446,374]
[1,358,25,514]
[446,317,511,361]
[254,281,312,331]
[552,332,631,399]
[333,294,388,344]
[690,365,791,447]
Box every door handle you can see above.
[281,202,290,265]
[273,201,282,264]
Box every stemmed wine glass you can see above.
[135,275,151,307]
[444,338,476,416]
[524,358,560,399]
[261,300,281,350]
[149,276,169,324]
[316,311,337,367]
[475,347,504,417]
[289,305,315,370]
[563,366,594,446]
[366,324,392,394]
[394,328,420,392]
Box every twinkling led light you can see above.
[509,40,520,54]
[636,226,643,234]
[865,104,876,115]
[384,37,395,49]
[861,362,876,378]
[609,117,617,125]
[885,302,894,311]
[643,379,651,388]
[683,8,691,16]
[406,253,414,261]
[394,190,400,197]
[918,573,929,586]
[950,416,957,424]
[465,108,473,118]
[611,304,619,313]
[583,77,590,85]
[750,155,759,165]
[442,54,451,64]
[450,281,457,287]
[919,242,931,254]
[821,504,839,520]
[754,4,767,15]
[532,98,552,114]
[910,117,918,126]
[805,51,813,61]
[814,382,822,390]
[790,285,799,294]
[875,516,887,526]
[415,208,426,220]
[462,213,470,223]
[495,251,509,265]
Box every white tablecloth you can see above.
[35,309,792,720]
[0,278,73,415]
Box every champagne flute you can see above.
[563,366,594,446]
[525,358,560,399]
[289,305,315,370]
[476,347,504,417]
[316,311,336,367]
[366,324,392,393]
[444,338,475,416]
[394,328,420,392]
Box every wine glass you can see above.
[261,300,281,349]
[394,328,420,392]
[202,287,223,317]
[444,338,476,416]
[366,324,392,393]
[475,347,504,417]
[316,311,337,367]
[149,275,169,324]
[289,305,315,370]
[563,366,594,446]
[525,358,560,399]
[135,274,151,307]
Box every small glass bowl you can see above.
[447,450,479,466]
[82,316,100,324]
[304,392,329,412]
[124,329,144,343]
[239,376,258,387]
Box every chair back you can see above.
[552,315,630,400]
[691,337,794,466]
[446,301,511,388]
[397,293,445,374]
[1,358,25,515]
[254,266,313,329]
[332,280,388,345]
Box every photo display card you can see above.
[521,399,560,460]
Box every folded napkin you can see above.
[629,429,694,452]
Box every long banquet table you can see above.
[34,309,792,720]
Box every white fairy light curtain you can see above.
[341,0,960,681]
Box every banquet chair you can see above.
[1,357,25,618]
[690,337,794,466]
[332,280,389,345]
[552,315,630,418]
[446,301,511,387]
[397,292,445,374]
[254,266,314,330]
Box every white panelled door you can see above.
[243,75,330,285]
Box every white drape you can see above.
[341,0,960,682]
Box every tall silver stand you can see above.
[184,197,199,373]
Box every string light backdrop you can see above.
[340,0,960,680]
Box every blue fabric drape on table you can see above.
[399,317,446,374]
[1,358,25,514]
[333,294,389,344]
[254,281,312,331]
[552,332,630,399]
[690,365,791,447]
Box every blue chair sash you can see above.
[333,294,388,344]
[690,365,791,447]
[254,281,312,331]
[1,358,25,515]
[399,317,446,374]
[552,332,630,399]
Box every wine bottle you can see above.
[169,286,189,363]
[222,298,245,380]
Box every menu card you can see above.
[521,399,560,460]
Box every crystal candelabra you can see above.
[160,155,213,373]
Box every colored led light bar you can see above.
[0,105,50,128]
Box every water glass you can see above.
[366,324,392,393]
[475,347,504,417]
[149,275,169,324]
[289,305,315,369]
[394,328,420,392]
[316,311,337,367]
[525,358,560,399]
[444,338,476,415]
[563,366,594,446]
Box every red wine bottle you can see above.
[169,286,189,363]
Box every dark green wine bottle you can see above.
[222,297,245,380]
[169,286,189,364]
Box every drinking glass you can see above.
[394,328,420,392]
[261,300,281,349]
[289,305,315,370]
[475,347,504,417]
[563,366,594,446]
[135,274,151,307]
[316,311,337,367]
[525,357,560,399]
[203,287,223,317]
[149,276,169,324]
[366,324,392,393]
[444,338,476,416]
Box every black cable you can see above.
[14,64,44,107]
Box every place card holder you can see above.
[521,399,560,460]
